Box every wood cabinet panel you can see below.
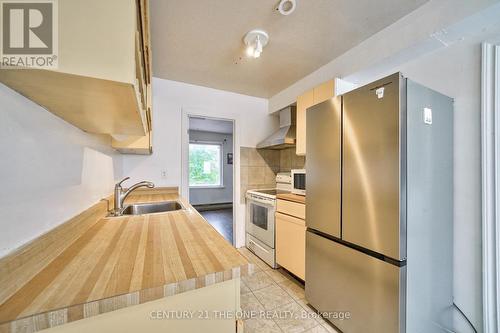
[112,131,152,155]
[276,212,306,280]
[295,80,335,156]
[313,80,335,104]
[277,199,306,219]
[296,90,314,156]
[0,0,152,149]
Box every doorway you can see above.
[187,116,234,244]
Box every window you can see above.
[189,143,222,187]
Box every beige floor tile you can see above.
[296,298,317,316]
[242,271,275,291]
[241,280,252,295]
[246,255,273,271]
[320,322,340,333]
[278,279,305,300]
[302,309,340,333]
[239,248,270,267]
[238,247,253,258]
[240,249,273,271]
[249,262,264,273]
[273,301,318,333]
[243,318,282,333]
[303,325,332,333]
[265,268,290,283]
[296,298,340,331]
[254,259,273,271]
[241,292,265,313]
[253,284,295,310]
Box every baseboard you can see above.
[193,202,233,212]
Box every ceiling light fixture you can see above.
[276,0,296,16]
[243,29,269,59]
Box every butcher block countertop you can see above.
[276,193,306,204]
[0,189,251,332]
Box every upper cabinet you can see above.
[0,0,152,142]
[296,80,335,156]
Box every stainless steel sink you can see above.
[120,201,184,216]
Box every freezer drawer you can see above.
[306,231,405,333]
[342,72,406,260]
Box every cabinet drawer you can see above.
[277,199,305,219]
[276,212,306,280]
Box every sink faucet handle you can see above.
[100,198,112,213]
[116,177,130,188]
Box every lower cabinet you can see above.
[276,211,306,280]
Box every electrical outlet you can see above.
[161,170,167,179]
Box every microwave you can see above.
[291,169,306,195]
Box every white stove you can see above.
[245,173,291,268]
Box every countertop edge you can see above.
[0,189,251,332]
[0,263,254,331]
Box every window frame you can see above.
[188,141,224,189]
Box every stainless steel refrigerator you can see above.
[305,73,453,333]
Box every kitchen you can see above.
[1,0,500,333]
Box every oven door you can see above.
[246,196,276,248]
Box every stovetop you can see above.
[253,189,276,195]
[246,172,292,199]
[246,188,291,200]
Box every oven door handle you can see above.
[247,197,275,206]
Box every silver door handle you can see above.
[248,239,269,254]
[247,197,274,206]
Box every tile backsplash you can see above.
[240,147,279,203]
[279,147,305,172]
[240,147,305,203]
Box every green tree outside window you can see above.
[189,143,222,186]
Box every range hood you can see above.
[257,106,296,150]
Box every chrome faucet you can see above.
[111,177,155,216]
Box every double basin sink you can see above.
[120,201,184,216]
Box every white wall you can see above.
[189,130,233,205]
[0,84,121,258]
[122,78,275,247]
[396,40,483,333]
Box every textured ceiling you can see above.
[150,0,428,98]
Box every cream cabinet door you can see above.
[276,212,306,280]
[295,80,335,156]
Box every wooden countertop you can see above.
[0,190,251,332]
[276,193,306,204]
